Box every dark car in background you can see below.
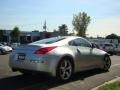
[114,44,120,55]
[97,43,115,56]
[91,42,100,49]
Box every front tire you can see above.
[103,55,111,71]
[56,59,73,81]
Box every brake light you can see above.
[34,46,57,54]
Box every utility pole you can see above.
[43,20,48,38]
[43,20,47,31]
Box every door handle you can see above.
[77,48,81,55]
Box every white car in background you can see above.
[11,43,20,49]
[0,43,12,54]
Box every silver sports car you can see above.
[9,36,111,81]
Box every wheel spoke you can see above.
[60,66,65,70]
[64,61,68,68]
[61,71,66,79]
[65,71,70,78]
[66,66,71,70]
[58,60,73,80]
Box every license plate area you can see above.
[18,53,26,61]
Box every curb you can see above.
[91,76,120,90]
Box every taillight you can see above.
[34,46,57,54]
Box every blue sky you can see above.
[0,0,120,37]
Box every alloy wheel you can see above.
[58,59,72,80]
[104,56,111,71]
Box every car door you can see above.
[82,41,102,68]
[90,47,104,67]
[69,38,93,71]
[77,38,95,69]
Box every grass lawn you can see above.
[98,81,120,90]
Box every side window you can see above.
[69,39,81,46]
[69,38,91,47]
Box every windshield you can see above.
[30,37,65,44]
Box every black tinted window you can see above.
[69,38,91,47]
[105,44,113,47]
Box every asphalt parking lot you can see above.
[0,54,120,90]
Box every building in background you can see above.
[88,38,119,46]
[19,31,31,44]
[0,30,11,44]
[1,30,119,45]
[0,30,59,44]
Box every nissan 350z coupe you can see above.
[9,36,111,81]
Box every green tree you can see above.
[72,12,91,37]
[119,36,120,43]
[58,24,68,36]
[106,33,119,39]
[0,30,4,42]
[106,33,120,43]
[10,27,20,42]
[53,29,57,33]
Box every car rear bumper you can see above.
[9,53,60,77]
[11,67,51,76]
[10,59,52,73]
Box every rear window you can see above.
[30,37,65,44]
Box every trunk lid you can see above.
[14,43,57,54]
[15,44,43,53]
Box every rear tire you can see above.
[56,58,73,81]
[0,50,3,55]
[103,55,111,71]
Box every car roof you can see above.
[56,36,85,40]
[51,36,90,45]
[30,36,87,46]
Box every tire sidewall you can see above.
[56,59,73,81]
[0,50,2,55]
[103,55,111,71]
